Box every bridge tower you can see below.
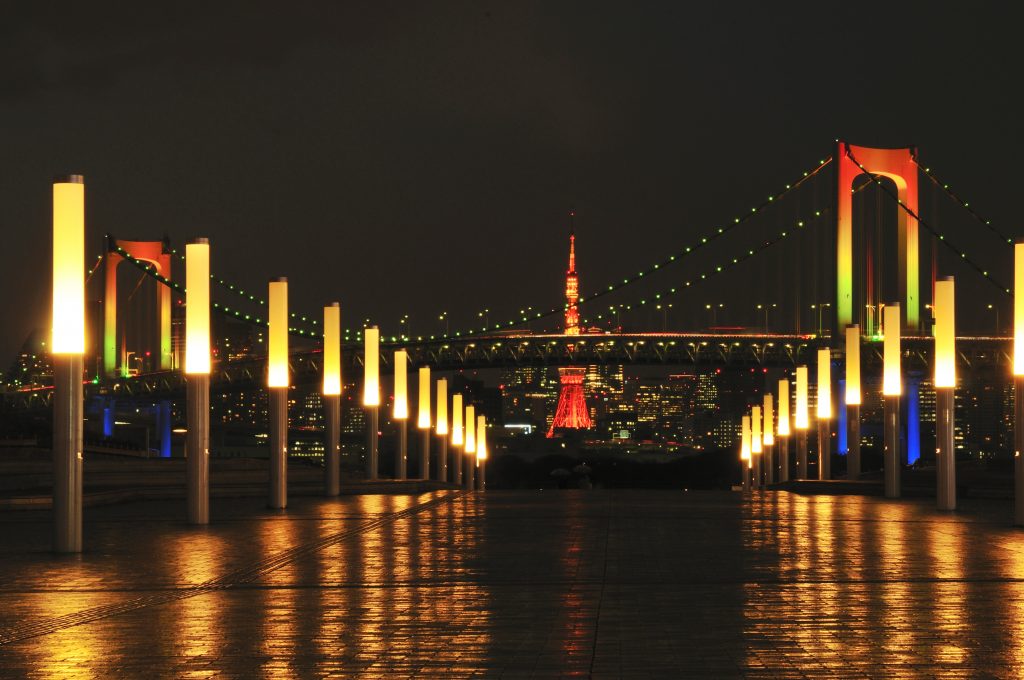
[103,236,173,376]
[548,211,593,437]
[835,141,920,334]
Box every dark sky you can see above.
[1,2,1020,362]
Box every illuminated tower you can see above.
[548,211,593,437]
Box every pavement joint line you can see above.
[0,490,467,646]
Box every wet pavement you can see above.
[2,489,1024,678]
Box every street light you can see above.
[323,302,342,497]
[439,312,449,336]
[185,238,211,523]
[417,366,431,479]
[934,277,956,510]
[656,303,673,332]
[51,175,85,553]
[777,378,790,482]
[1014,241,1024,525]
[845,324,862,480]
[810,303,832,336]
[883,302,902,499]
[817,348,832,480]
[740,414,751,492]
[476,414,487,491]
[436,379,449,482]
[795,365,810,479]
[464,404,476,490]
[393,349,409,480]
[988,304,1000,335]
[451,393,464,486]
[363,326,381,480]
[267,277,289,509]
[763,393,775,484]
[706,303,724,328]
[756,303,777,332]
[751,405,762,489]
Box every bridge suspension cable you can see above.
[914,160,1015,245]
[846,148,1011,296]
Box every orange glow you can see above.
[451,394,463,446]
[465,405,476,454]
[417,366,431,429]
[795,366,809,430]
[763,393,774,446]
[777,379,790,436]
[883,303,902,396]
[476,415,487,461]
[393,350,408,420]
[1016,243,1024,375]
[741,415,751,462]
[52,177,85,354]
[845,324,860,406]
[363,327,380,406]
[267,278,288,388]
[934,278,956,388]
[817,348,831,419]
[184,240,210,374]
[436,379,449,435]
[323,303,341,395]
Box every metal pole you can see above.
[742,462,750,492]
[1016,376,1024,525]
[753,452,762,489]
[884,395,900,499]
[367,406,379,480]
[420,429,430,480]
[324,394,340,496]
[817,419,830,480]
[396,421,407,480]
[464,452,475,490]
[936,387,955,511]
[186,374,210,524]
[53,355,83,553]
[269,387,288,509]
[779,436,789,482]
[765,443,774,485]
[847,404,861,479]
[796,430,808,480]
[438,436,448,482]
[452,444,462,486]
[478,459,486,491]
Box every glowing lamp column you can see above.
[817,348,832,480]
[267,278,289,509]
[464,404,476,491]
[323,303,342,497]
[436,379,449,482]
[476,414,487,491]
[393,350,409,480]
[845,325,862,480]
[363,327,380,480]
[751,406,762,489]
[740,415,751,492]
[934,277,956,511]
[883,303,902,499]
[451,394,464,486]
[51,175,85,553]
[795,366,810,479]
[777,379,791,482]
[185,239,211,524]
[1016,242,1024,525]
[763,394,775,485]
[417,366,431,479]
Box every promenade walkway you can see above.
[1,489,1023,677]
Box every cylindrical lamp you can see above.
[185,239,211,524]
[451,393,463,486]
[267,277,289,509]
[795,365,809,479]
[817,348,832,480]
[845,324,861,480]
[763,393,774,485]
[777,378,790,482]
[51,175,85,553]
[740,414,751,492]
[363,326,380,480]
[934,277,956,510]
[464,404,476,490]
[476,414,487,491]
[436,379,449,482]
[1016,243,1024,525]
[393,350,408,480]
[751,405,762,489]
[883,302,902,499]
[323,302,342,496]
[418,366,431,480]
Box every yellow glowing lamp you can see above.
[436,379,449,435]
[763,393,774,446]
[883,303,902,396]
[451,393,463,446]
[751,406,762,454]
[795,366,809,430]
[363,327,380,406]
[777,379,790,436]
[817,348,832,419]
[845,324,861,406]
[1016,243,1024,375]
[52,176,85,355]
[393,350,408,420]
[476,415,487,461]
[934,277,956,388]
[184,239,211,374]
[323,303,341,395]
[465,405,476,454]
[417,366,431,429]
[741,415,751,463]
[267,278,289,388]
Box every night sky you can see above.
[1,2,1020,362]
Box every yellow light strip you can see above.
[52,177,85,355]
[817,348,831,419]
[845,324,860,405]
[323,303,341,395]
[777,379,790,436]
[267,278,289,388]
[436,379,449,435]
[883,303,902,396]
[363,327,380,406]
[185,240,210,374]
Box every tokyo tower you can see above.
[547,211,593,437]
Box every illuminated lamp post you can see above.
[934,277,956,510]
[763,393,775,485]
[418,366,431,479]
[476,414,487,491]
[51,175,85,552]
[185,238,211,524]
[817,348,832,480]
[1018,242,1024,525]
[795,365,810,479]
[740,414,751,492]
[436,379,449,482]
[883,303,902,499]
[393,350,409,480]
[267,278,289,509]
[777,379,790,482]
[363,326,380,480]
[464,404,476,491]
[323,302,342,496]
[751,405,762,489]
[451,393,463,486]
[845,324,862,479]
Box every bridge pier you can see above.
[186,375,210,525]
[324,394,340,496]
